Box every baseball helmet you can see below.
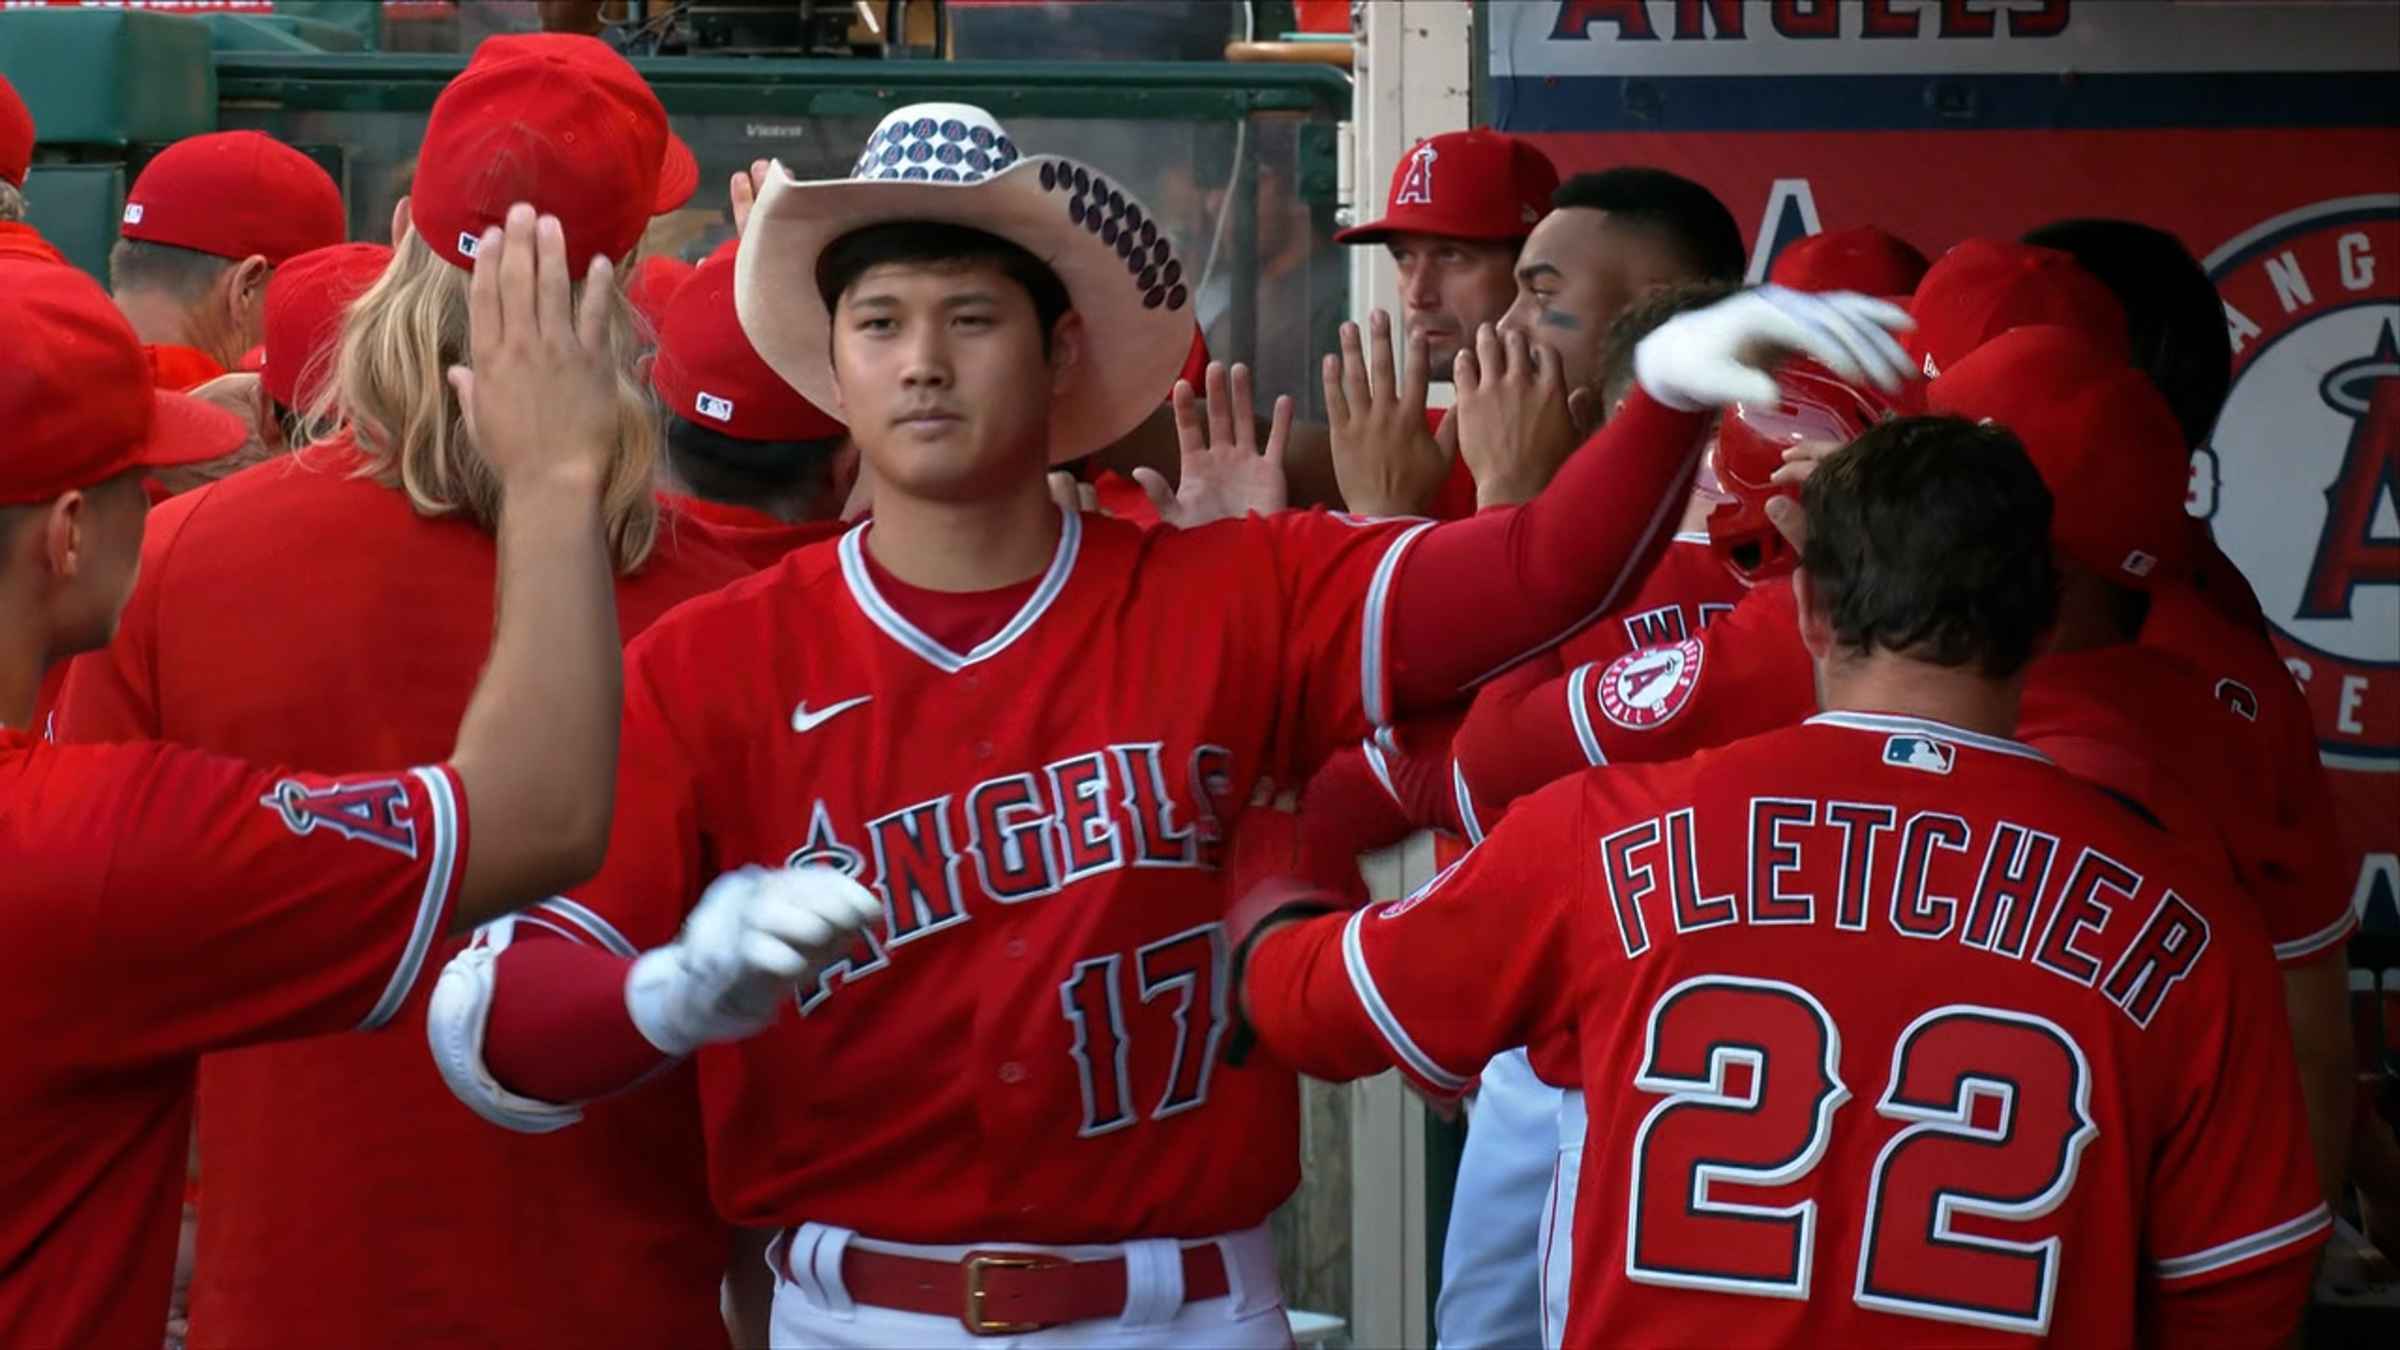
[1707,361,1894,582]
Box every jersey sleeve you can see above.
[1242,775,1590,1099]
[530,633,714,957]
[1250,509,1437,779]
[2143,895,2331,1294]
[75,743,470,1059]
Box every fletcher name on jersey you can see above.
[1235,417,2326,1349]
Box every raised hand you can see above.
[1634,285,1914,413]
[1452,323,1590,509]
[446,203,620,492]
[1136,361,1292,528]
[729,158,770,238]
[1323,308,1451,517]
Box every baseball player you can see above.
[108,131,347,391]
[651,252,858,569]
[2024,215,2360,1206]
[0,204,641,1350]
[1232,414,2328,1348]
[425,101,1912,1345]
[56,38,765,1350]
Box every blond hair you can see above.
[305,230,660,573]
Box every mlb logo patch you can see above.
[2121,549,2158,578]
[695,391,736,422]
[1883,735,1956,775]
[456,230,483,258]
[122,203,145,225]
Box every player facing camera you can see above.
[1792,414,2060,695]
[812,220,1081,503]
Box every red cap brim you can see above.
[135,390,251,470]
[1333,210,1532,246]
[654,131,700,214]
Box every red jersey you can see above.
[2020,641,2356,966]
[2138,581,2355,964]
[660,490,847,572]
[1424,405,1479,520]
[1249,713,2327,1348]
[143,342,225,392]
[56,442,754,1350]
[0,732,466,1350]
[545,505,1424,1242]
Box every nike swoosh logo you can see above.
[791,695,873,733]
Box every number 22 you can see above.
[1628,975,2098,1335]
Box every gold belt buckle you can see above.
[961,1252,1048,1336]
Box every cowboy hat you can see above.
[737,102,1194,463]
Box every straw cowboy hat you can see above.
[737,102,1195,463]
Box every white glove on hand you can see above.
[625,865,883,1056]
[1634,285,1915,412]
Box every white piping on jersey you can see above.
[1341,907,1472,1093]
[531,897,639,958]
[1805,711,2053,764]
[838,506,1083,675]
[2153,1204,2330,1282]
[1458,437,1710,692]
[1360,521,1439,729]
[1669,531,1712,544]
[1361,738,1403,809]
[2273,911,2357,964]
[1452,760,1485,845]
[357,766,461,1032]
[1565,661,1608,766]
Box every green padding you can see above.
[203,15,368,56]
[21,163,126,287]
[270,0,384,50]
[0,10,214,148]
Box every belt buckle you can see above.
[961,1251,1053,1336]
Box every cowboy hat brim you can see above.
[736,156,1196,465]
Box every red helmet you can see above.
[1706,361,1894,582]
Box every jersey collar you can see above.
[1805,710,2053,764]
[838,505,1083,675]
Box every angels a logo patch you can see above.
[1598,638,1704,730]
[260,777,420,858]
[2202,196,2399,768]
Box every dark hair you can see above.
[1597,279,1737,409]
[813,220,1071,356]
[664,414,844,505]
[1800,415,2059,678]
[2020,218,2231,449]
[108,238,234,302]
[1552,168,1746,284]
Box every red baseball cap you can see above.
[627,255,696,337]
[651,258,844,443]
[411,33,669,279]
[1908,239,2128,381]
[1,74,32,190]
[121,132,346,266]
[0,259,247,505]
[1335,129,1558,245]
[1926,325,2191,588]
[260,241,393,410]
[467,33,697,215]
[1770,226,1931,298]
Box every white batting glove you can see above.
[625,865,884,1056]
[1634,285,1915,412]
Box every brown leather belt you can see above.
[836,1242,1231,1336]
